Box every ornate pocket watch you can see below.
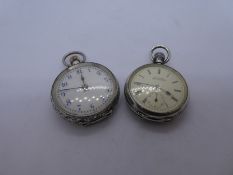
[51,51,120,126]
[124,45,188,122]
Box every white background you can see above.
[0,0,233,175]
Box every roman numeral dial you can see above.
[129,64,188,114]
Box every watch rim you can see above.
[51,62,120,125]
[124,63,189,121]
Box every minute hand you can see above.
[59,87,83,91]
[134,82,155,86]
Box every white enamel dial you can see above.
[128,64,188,114]
[51,63,118,117]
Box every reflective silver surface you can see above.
[125,64,189,122]
[51,62,120,126]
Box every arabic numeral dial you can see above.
[52,62,119,125]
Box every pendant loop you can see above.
[62,51,86,67]
[151,45,170,64]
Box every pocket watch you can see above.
[124,45,189,122]
[51,51,120,126]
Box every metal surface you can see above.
[151,45,171,64]
[62,51,87,67]
[51,62,120,126]
[124,63,189,122]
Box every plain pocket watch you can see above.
[51,51,120,126]
[124,45,189,122]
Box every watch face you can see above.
[51,62,119,118]
[126,64,188,115]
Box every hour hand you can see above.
[155,93,158,103]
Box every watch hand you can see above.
[134,81,154,86]
[80,71,85,83]
[59,87,83,91]
[80,70,88,88]
[155,93,158,103]
[134,81,161,89]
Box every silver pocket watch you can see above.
[51,51,120,126]
[124,45,189,122]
